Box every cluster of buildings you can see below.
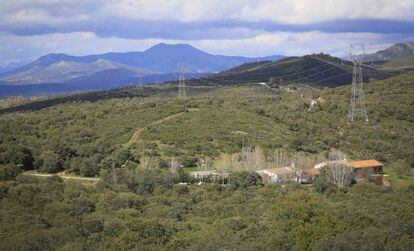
[257,166,320,184]
[257,159,385,186]
[188,159,385,186]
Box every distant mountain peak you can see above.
[36,53,76,67]
[365,41,414,61]
[0,42,286,96]
[145,43,204,54]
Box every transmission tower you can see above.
[177,65,186,98]
[348,45,368,122]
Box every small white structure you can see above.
[257,167,297,184]
[189,171,218,179]
[314,162,327,169]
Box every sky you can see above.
[1,0,414,64]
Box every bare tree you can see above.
[328,148,347,161]
[291,153,307,171]
[326,161,354,188]
[231,153,240,171]
[168,157,179,174]
[267,148,289,168]
[240,145,253,171]
[140,156,158,169]
[253,145,266,171]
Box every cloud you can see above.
[192,31,409,57]
[1,0,414,39]
[237,0,414,24]
[0,0,413,64]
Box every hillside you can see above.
[365,42,414,62]
[0,59,154,85]
[1,72,413,175]
[0,71,413,250]
[188,53,405,87]
[381,56,414,69]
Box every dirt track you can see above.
[124,111,186,147]
[24,172,100,181]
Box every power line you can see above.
[361,63,413,75]
[305,71,350,85]
[278,58,343,79]
[187,58,343,85]
[283,64,341,85]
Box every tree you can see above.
[240,145,253,171]
[79,158,101,177]
[113,149,133,167]
[39,151,64,173]
[327,148,346,161]
[11,147,35,170]
[390,161,411,177]
[0,164,22,181]
[253,146,265,171]
[111,192,146,212]
[176,168,191,183]
[289,138,303,151]
[229,171,263,190]
[0,146,35,170]
[325,162,354,188]
[168,157,179,174]
[140,156,158,169]
[267,148,289,168]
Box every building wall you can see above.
[354,166,383,183]
[269,173,296,184]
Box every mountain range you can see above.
[0,41,413,97]
[0,43,283,96]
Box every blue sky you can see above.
[1,0,414,64]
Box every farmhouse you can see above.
[350,159,384,185]
[318,159,385,185]
[298,168,321,184]
[257,167,297,184]
[257,159,384,185]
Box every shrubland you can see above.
[0,72,414,250]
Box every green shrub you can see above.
[229,171,263,190]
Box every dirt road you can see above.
[24,172,100,181]
[124,111,186,147]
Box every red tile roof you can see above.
[261,167,294,175]
[351,160,383,168]
[326,160,352,167]
[304,168,320,175]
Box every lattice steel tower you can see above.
[348,45,368,122]
[177,65,186,98]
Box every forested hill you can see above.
[0,72,413,177]
[189,53,406,87]
[0,71,413,250]
[2,52,412,115]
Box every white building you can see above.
[257,167,297,184]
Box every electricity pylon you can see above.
[348,45,368,122]
[139,76,144,91]
[177,64,186,98]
